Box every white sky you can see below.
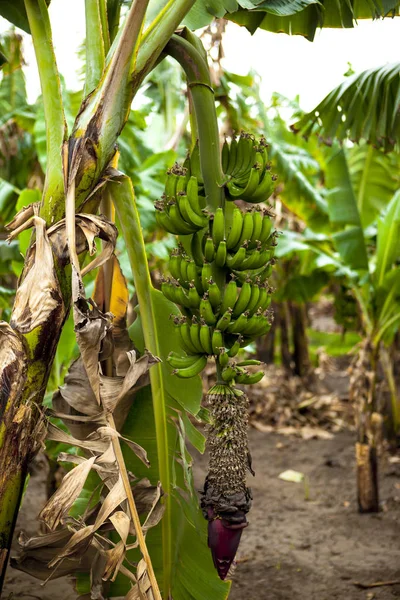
[1,2,400,112]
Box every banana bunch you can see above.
[190,205,277,278]
[155,159,207,235]
[156,131,279,382]
[222,133,277,204]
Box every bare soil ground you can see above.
[3,427,400,600]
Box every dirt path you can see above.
[3,430,400,600]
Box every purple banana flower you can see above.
[206,507,248,580]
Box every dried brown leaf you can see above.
[102,511,130,582]
[6,202,38,232]
[39,457,96,529]
[10,215,65,334]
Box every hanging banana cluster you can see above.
[156,132,278,580]
[222,133,276,203]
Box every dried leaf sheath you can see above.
[12,246,162,597]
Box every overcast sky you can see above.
[1,2,399,112]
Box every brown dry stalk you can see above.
[65,175,161,598]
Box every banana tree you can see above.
[0,1,399,598]
[286,144,400,512]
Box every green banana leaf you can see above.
[325,147,369,272]
[270,140,329,231]
[146,0,399,37]
[348,143,400,228]
[292,63,400,150]
[0,0,51,33]
[226,0,400,38]
[375,188,400,288]
[374,268,400,345]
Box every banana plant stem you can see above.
[112,176,172,598]
[166,35,225,213]
[24,0,66,225]
[84,0,107,95]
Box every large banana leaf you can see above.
[270,139,329,231]
[348,143,400,227]
[0,0,51,33]
[325,147,368,272]
[292,63,400,151]
[375,188,400,287]
[144,0,400,37]
[225,0,400,38]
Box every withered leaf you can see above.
[39,456,96,530]
[10,214,64,334]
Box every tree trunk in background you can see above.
[356,442,379,512]
[290,302,311,378]
[256,302,276,364]
[279,302,292,371]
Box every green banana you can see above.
[226,136,238,175]
[226,208,244,250]
[178,193,208,229]
[167,351,203,369]
[165,170,178,201]
[199,320,213,355]
[187,283,201,309]
[216,308,233,331]
[226,311,249,334]
[215,240,227,267]
[212,207,225,247]
[237,359,263,366]
[200,293,217,326]
[204,237,216,262]
[227,335,242,358]
[189,317,204,353]
[161,279,176,303]
[173,283,191,308]
[227,166,260,201]
[211,329,223,355]
[241,312,262,336]
[201,263,212,292]
[178,318,200,355]
[246,169,275,204]
[221,364,237,383]
[218,348,229,368]
[235,369,264,384]
[169,252,182,281]
[232,279,252,317]
[220,278,238,313]
[245,283,261,316]
[179,258,190,287]
[191,230,205,267]
[175,173,188,195]
[187,175,206,216]
[187,261,203,296]
[226,246,247,270]
[238,249,263,272]
[168,203,197,234]
[155,206,182,235]
[234,211,253,249]
[172,354,207,379]
[250,209,263,246]
[231,133,248,177]
[208,279,222,311]
[221,137,230,173]
[259,214,273,244]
